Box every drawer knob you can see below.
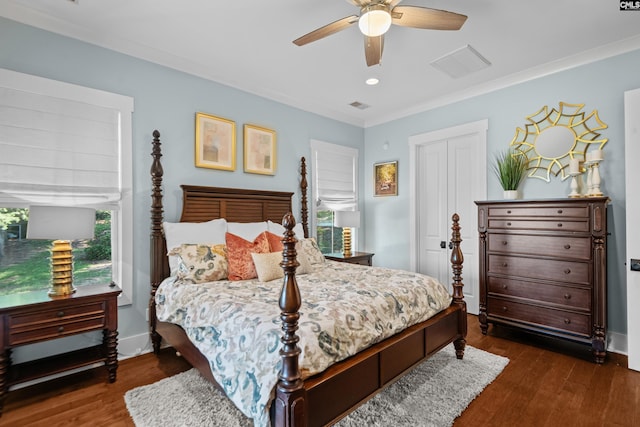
[502,306,508,312]
[557,209,563,214]
[502,241,508,246]
[557,223,563,227]
[564,244,571,249]
[564,268,571,274]
[506,210,512,214]
[58,326,64,333]
[57,311,65,317]
[502,284,508,290]
[564,318,571,324]
[564,293,571,300]
[502,262,508,267]
[506,222,512,226]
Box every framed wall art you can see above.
[195,112,236,171]
[244,124,276,175]
[374,160,398,196]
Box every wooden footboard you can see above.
[149,130,467,427]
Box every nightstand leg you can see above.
[0,349,10,416]
[104,329,118,382]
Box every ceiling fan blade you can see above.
[293,15,359,46]
[386,0,403,8]
[364,35,384,67]
[391,6,467,30]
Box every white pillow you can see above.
[267,220,306,239]
[163,218,228,274]
[227,221,269,242]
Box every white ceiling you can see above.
[2,0,640,127]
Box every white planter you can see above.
[503,190,519,200]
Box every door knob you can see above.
[440,241,446,249]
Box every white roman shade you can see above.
[311,140,358,211]
[0,69,131,209]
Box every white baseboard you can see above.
[608,331,627,356]
[117,332,154,360]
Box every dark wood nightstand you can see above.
[0,283,121,414]
[324,252,374,266]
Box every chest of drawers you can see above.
[475,198,608,363]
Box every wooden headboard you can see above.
[179,185,293,223]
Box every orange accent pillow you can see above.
[265,231,284,252]
[225,231,270,281]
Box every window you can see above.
[309,140,358,254]
[0,69,133,304]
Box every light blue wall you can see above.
[0,17,363,358]
[364,48,640,335]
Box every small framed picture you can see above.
[374,161,398,196]
[244,124,276,175]
[195,112,236,171]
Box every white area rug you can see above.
[125,344,508,427]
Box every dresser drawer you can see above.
[488,234,591,260]
[487,206,589,218]
[488,254,589,285]
[487,297,591,336]
[488,277,591,310]
[487,218,589,232]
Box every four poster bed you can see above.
[148,130,468,427]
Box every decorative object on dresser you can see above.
[334,210,360,256]
[195,112,236,171]
[325,251,374,266]
[491,148,527,200]
[0,283,121,415]
[509,102,608,182]
[476,198,608,363]
[26,205,96,297]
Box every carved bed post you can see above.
[274,213,307,427]
[300,157,309,239]
[450,213,467,359]
[150,130,164,354]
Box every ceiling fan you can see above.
[293,0,467,67]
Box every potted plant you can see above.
[492,149,527,199]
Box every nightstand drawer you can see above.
[7,301,106,345]
[489,254,589,285]
[488,234,591,260]
[488,277,591,310]
[10,315,106,345]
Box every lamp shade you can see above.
[334,210,360,228]
[27,206,96,241]
[358,6,392,37]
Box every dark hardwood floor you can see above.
[0,314,638,427]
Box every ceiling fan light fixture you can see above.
[358,5,392,37]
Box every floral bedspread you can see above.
[155,260,452,427]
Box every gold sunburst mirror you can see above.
[510,102,608,181]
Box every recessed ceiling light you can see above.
[366,77,379,85]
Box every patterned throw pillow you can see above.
[169,243,228,283]
[226,231,270,281]
[298,237,326,265]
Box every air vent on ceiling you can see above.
[349,101,370,110]
[430,45,491,79]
